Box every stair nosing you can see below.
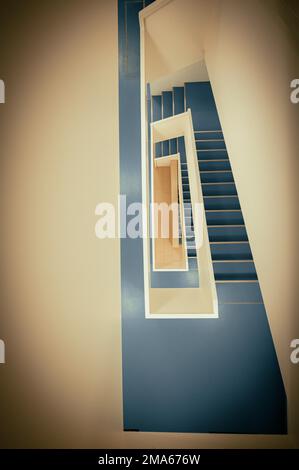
[194,130,223,134]
[203,195,238,199]
[200,170,232,173]
[201,182,235,185]
[195,139,225,142]
[197,149,227,152]
[215,279,259,284]
[212,260,254,263]
[207,224,245,228]
[205,209,242,213]
[209,241,249,244]
[199,159,229,162]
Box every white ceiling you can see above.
[150,59,209,95]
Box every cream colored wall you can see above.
[0,0,123,448]
[0,0,298,449]
[145,0,207,82]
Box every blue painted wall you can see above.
[118,0,287,433]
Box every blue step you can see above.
[196,140,226,151]
[170,138,177,154]
[210,241,253,260]
[152,95,162,157]
[152,95,162,121]
[184,224,193,235]
[178,136,186,163]
[183,182,236,197]
[182,167,234,182]
[203,195,240,210]
[183,183,237,199]
[162,139,170,156]
[194,131,223,140]
[197,149,228,160]
[183,202,192,214]
[184,208,244,227]
[199,170,234,183]
[202,182,237,196]
[185,226,247,244]
[208,225,248,242]
[184,224,195,236]
[188,256,197,271]
[182,190,191,199]
[213,260,257,281]
[216,281,263,303]
[155,142,162,158]
[205,210,244,225]
[185,235,195,244]
[173,87,185,115]
[199,160,231,171]
[162,91,173,156]
[188,242,252,260]
[162,91,173,118]
[185,82,222,131]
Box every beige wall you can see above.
[145,0,207,82]
[0,0,123,448]
[0,0,298,449]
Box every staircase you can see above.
[151,81,262,303]
[120,0,286,435]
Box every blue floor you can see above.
[118,0,287,434]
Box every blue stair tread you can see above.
[200,171,234,183]
[178,136,186,163]
[152,95,162,121]
[185,81,222,131]
[196,140,226,151]
[155,142,162,158]
[194,131,223,140]
[194,196,241,210]
[210,241,253,260]
[182,171,234,184]
[173,87,185,115]
[183,183,237,197]
[162,140,170,156]
[170,139,177,154]
[206,210,244,225]
[197,149,228,160]
[162,91,173,118]
[208,226,248,242]
[213,260,257,281]
[188,242,252,260]
[202,183,237,196]
[199,160,231,171]
[216,281,263,303]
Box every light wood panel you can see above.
[153,162,186,270]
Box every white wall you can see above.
[145,0,207,82]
